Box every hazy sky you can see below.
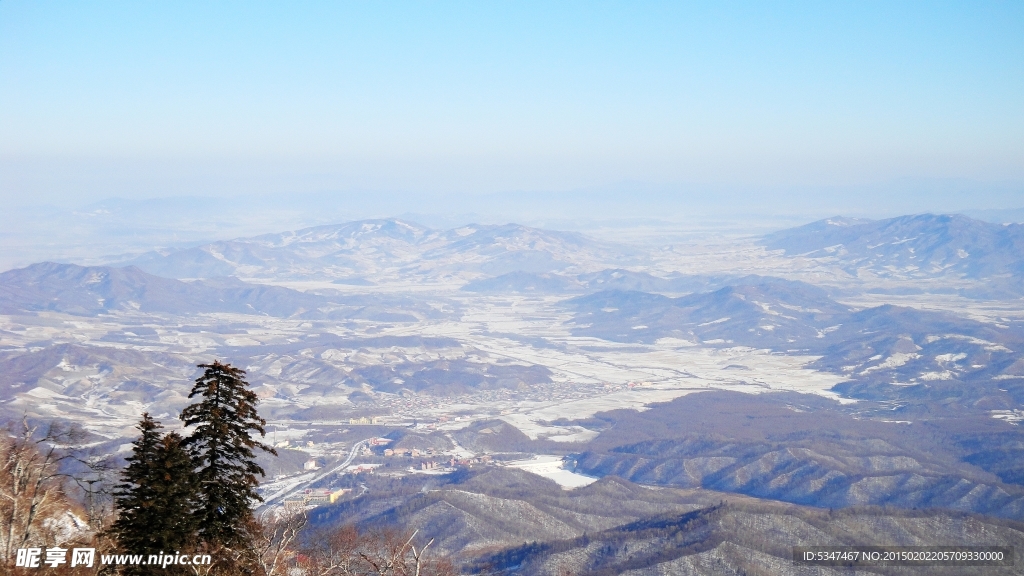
[1,1,1022,214]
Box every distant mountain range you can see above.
[459,213,1024,299]
[461,271,580,293]
[87,213,1024,298]
[0,262,447,322]
[119,219,631,280]
[566,277,1024,400]
[762,214,1024,292]
[568,277,846,347]
[6,260,1021,401]
[5,213,1024,566]
[0,262,313,316]
[461,269,801,295]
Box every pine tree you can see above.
[180,361,276,549]
[111,414,162,556]
[110,414,198,574]
[151,433,200,545]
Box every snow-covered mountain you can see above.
[566,277,1024,408]
[0,262,449,321]
[567,278,848,347]
[0,262,330,316]
[123,219,631,281]
[762,214,1024,284]
[4,213,1024,544]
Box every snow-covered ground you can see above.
[503,455,597,489]
[0,236,1014,444]
[1,289,852,440]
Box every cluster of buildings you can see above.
[449,455,491,466]
[347,464,378,474]
[282,487,351,509]
[383,447,434,457]
[348,416,386,425]
[415,456,490,471]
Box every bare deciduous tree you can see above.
[253,509,307,576]
[0,419,84,568]
[358,529,436,576]
[299,524,364,576]
[298,525,455,576]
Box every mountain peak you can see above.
[761,213,1024,286]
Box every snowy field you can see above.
[503,455,597,489]
[3,246,1013,444]
[1,289,853,440]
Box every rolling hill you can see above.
[0,262,319,316]
[761,214,1024,293]
[122,219,631,280]
[310,466,1024,575]
[0,262,452,322]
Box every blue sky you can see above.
[1,1,1022,215]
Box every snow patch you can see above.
[698,317,730,327]
[503,455,597,489]
[861,353,920,374]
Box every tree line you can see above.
[0,361,454,575]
